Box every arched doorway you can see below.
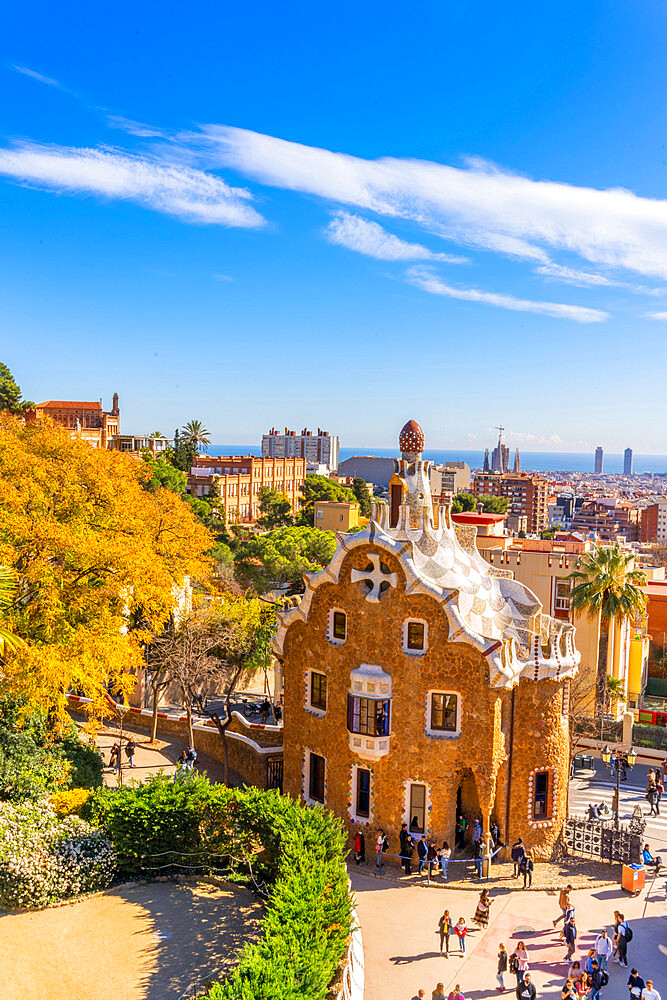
[455,769,481,848]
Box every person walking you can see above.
[647,784,660,817]
[553,885,573,933]
[516,972,536,1000]
[417,835,428,874]
[125,738,136,768]
[565,916,577,962]
[627,970,645,998]
[497,943,508,992]
[472,888,492,929]
[520,852,534,888]
[641,980,661,1000]
[438,909,452,956]
[511,838,526,877]
[513,942,529,984]
[474,837,485,878]
[438,840,451,879]
[589,960,608,1000]
[615,913,631,968]
[595,929,613,972]
[454,917,467,955]
[427,839,438,881]
[376,829,385,869]
[109,742,119,770]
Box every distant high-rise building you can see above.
[491,426,510,473]
[262,426,339,471]
[483,448,490,473]
[513,449,521,474]
[594,446,604,474]
[624,448,633,475]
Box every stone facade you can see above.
[275,421,579,861]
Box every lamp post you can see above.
[601,744,637,829]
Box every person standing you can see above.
[641,980,661,1000]
[427,840,438,881]
[490,820,500,849]
[561,979,577,1000]
[438,909,452,956]
[497,943,508,992]
[439,840,451,879]
[400,821,409,860]
[432,983,446,1000]
[520,852,534,888]
[354,830,362,865]
[565,916,577,962]
[595,929,613,971]
[359,829,366,864]
[455,814,467,848]
[589,960,607,1000]
[647,784,660,817]
[615,914,631,968]
[109,742,119,770]
[417,835,428,874]
[513,942,529,984]
[472,818,483,845]
[125,738,137,768]
[402,835,414,875]
[376,830,385,869]
[516,972,536,1000]
[627,970,645,998]
[472,889,493,929]
[454,917,467,954]
[511,838,526,877]
[447,985,465,1000]
[474,838,485,878]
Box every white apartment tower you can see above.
[262,427,340,472]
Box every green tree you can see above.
[181,419,210,451]
[169,429,196,472]
[234,526,337,593]
[478,494,509,514]
[257,487,293,529]
[142,454,188,494]
[451,492,476,513]
[0,363,33,414]
[569,543,647,709]
[297,474,355,526]
[352,478,372,518]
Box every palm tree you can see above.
[0,565,23,651]
[569,544,647,710]
[180,420,210,452]
[148,431,164,438]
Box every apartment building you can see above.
[472,472,550,534]
[187,455,306,523]
[262,427,339,471]
[26,393,120,448]
[110,435,174,456]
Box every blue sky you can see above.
[2,1,667,452]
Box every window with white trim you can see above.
[408,782,426,834]
[347,695,390,736]
[309,671,327,713]
[305,751,325,804]
[328,608,347,644]
[426,691,461,736]
[403,618,428,654]
[532,770,550,818]
[350,765,372,822]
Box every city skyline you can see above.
[3,3,667,448]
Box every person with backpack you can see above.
[595,928,613,971]
[615,913,632,968]
[438,909,452,956]
[511,942,530,985]
[589,960,608,1000]
[125,738,136,768]
[511,838,526,877]
[516,972,536,1000]
[496,943,508,991]
[520,852,534,888]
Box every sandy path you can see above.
[0,880,263,1000]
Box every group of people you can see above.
[510,837,535,887]
[386,817,502,880]
[174,745,198,776]
[108,738,136,771]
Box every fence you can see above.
[632,723,667,751]
[572,717,623,743]
[564,817,642,864]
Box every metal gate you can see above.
[267,757,283,791]
[564,818,642,864]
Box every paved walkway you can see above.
[352,867,666,1000]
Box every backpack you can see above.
[623,922,633,943]
[509,954,519,974]
[600,972,609,987]
[383,837,389,852]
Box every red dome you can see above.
[399,419,425,454]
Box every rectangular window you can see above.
[533,771,549,818]
[332,611,347,641]
[407,621,425,650]
[430,693,458,731]
[310,671,327,711]
[309,752,325,803]
[347,695,390,736]
[356,768,371,818]
[409,783,426,834]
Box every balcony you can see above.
[348,732,391,761]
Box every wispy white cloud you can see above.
[536,261,660,294]
[106,115,169,139]
[505,430,564,446]
[0,142,264,228]
[406,266,609,323]
[12,64,65,90]
[326,210,467,263]
[214,273,234,281]
[198,125,667,282]
[645,311,667,320]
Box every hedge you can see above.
[92,776,351,1000]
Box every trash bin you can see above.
[621,864,645,893]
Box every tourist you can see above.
[628,969,645,998]
[402,834,414,875]
[400,821,409,859]
[516,971,536,1000]
[655,775,664,808]
[497,943,508,992]
[561,979,577,1000]
[259,698,271,724]
[513,941,530,984]
[375,829,385,869]
[641,844,661,872]
[614,913,631,968]
[520,851,534,888]
[511,837,526,877]
[595,928,613,971]
[490,820,501,848]
[432,983,446,1000]
[646,784,660,817]
[472,818,483,845]
[411,992,425,1000]
[588,803,600,821]
[447,985,465,1000]
[454,917,467,954]
[472,888,492,929]
[417,834,428,874]
[426,839,438,880]
[455,814,467,848]
[125,738,136,768]
[474,837,485,878]
[573,972,589,998]
[353,830,362,865]
[585,948,597,973]
[647,768,656,787]
[439,840,451,879]
[589,960,608,1000]
[565,915,577,962]
[358,829,366,864]
[185,745,197,770]
[109,743,119,769]
[438,908,452,956]
[641,980,661,1000]
[662,755,667,783]
[567,961,583,981]
[553,884,573,935]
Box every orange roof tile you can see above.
[37,400,103,409]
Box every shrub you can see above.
[0,799,116,909]
[50,788,91,818]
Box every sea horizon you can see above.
[206,445,667,476]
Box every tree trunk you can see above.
[185,699,194,748]
[596,616,610,715]
[150,685,160,743]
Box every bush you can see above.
[0,799,115,909]
[50,788,91,818]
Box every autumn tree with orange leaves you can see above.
[0,414,213,719]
